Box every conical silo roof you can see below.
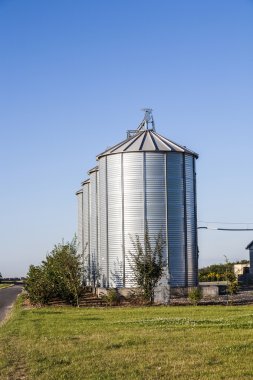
[97,125,198,159]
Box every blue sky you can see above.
[0,0,253,276]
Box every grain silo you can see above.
[76,179,91,283]
[77,109,199,293]
[76,188,83,257]
[88,167,100,286]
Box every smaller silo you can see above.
[76,188,83,258]
[81,179,90,284]
[88,166,100,286]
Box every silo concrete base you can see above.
[153,286,170,304]
[96,286,171,304]
[170,286,199,297]
[96,286,201,302]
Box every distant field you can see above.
[1,298,253,380]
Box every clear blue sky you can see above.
[0,0,253,277]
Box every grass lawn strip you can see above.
[0,297,253,379]
[0,284,14,290]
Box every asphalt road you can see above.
[0,285,23,322]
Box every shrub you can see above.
[125,289,147,305]
[188,287,202,305]
[25,238,83,306]
[103,289,121,306]
[129,227,166,304]
[227,280,238,295]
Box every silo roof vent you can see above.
[97,110,198,159]
[127,108,155,138]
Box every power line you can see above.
[198,220,253,225]
[198,226,253,231]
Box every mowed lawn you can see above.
[0,284,13,289]
[1,298,253,380]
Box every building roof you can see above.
[246,241,253,250]
[96,130,198,159]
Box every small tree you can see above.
[25,265,53,305]
[45,239,83,306]
[224,255,238,302]
[129,228,165,303]
[25,238,83,306]
[188,287,202,305]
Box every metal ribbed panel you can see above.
[97,173,100,274]
[82,182,90,283]
[107,154,123,287]
[97,130,198,158]
[77,191,83,257]
[167,153,186,287]
[250,249,253,275]
[89,170,99,284]
[97,151,198,289]
[123,153,144,287]
[145,153,167,264]
[98,157,108,287]
[185,155,198,286]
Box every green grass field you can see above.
[1,297,253,380]
[0,284,13,289]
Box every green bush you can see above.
[129,228,165,304]
[188,287,202,305]
[103,289,121,306]
[125,289,147,305]
[25,239,83,306]
[227,280,238,295]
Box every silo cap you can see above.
[97,129,198,159]
[88,166,99,175]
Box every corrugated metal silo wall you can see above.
[89,171,99,285]
[185,155,198,286]
[123,153,145,287]
[82,182,90,283]
[98,151,198,288]
[99,157,108,287]
[167,153,198,287]
[77,191,83,257]
[167,153,186,286]
[145,153,167,272]
[107,154,123,287]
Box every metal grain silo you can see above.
[75,179,91,284]
[76,188,83,258]
[88,166,100,286]
[81,179,90,284]
[97,110,198,289]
